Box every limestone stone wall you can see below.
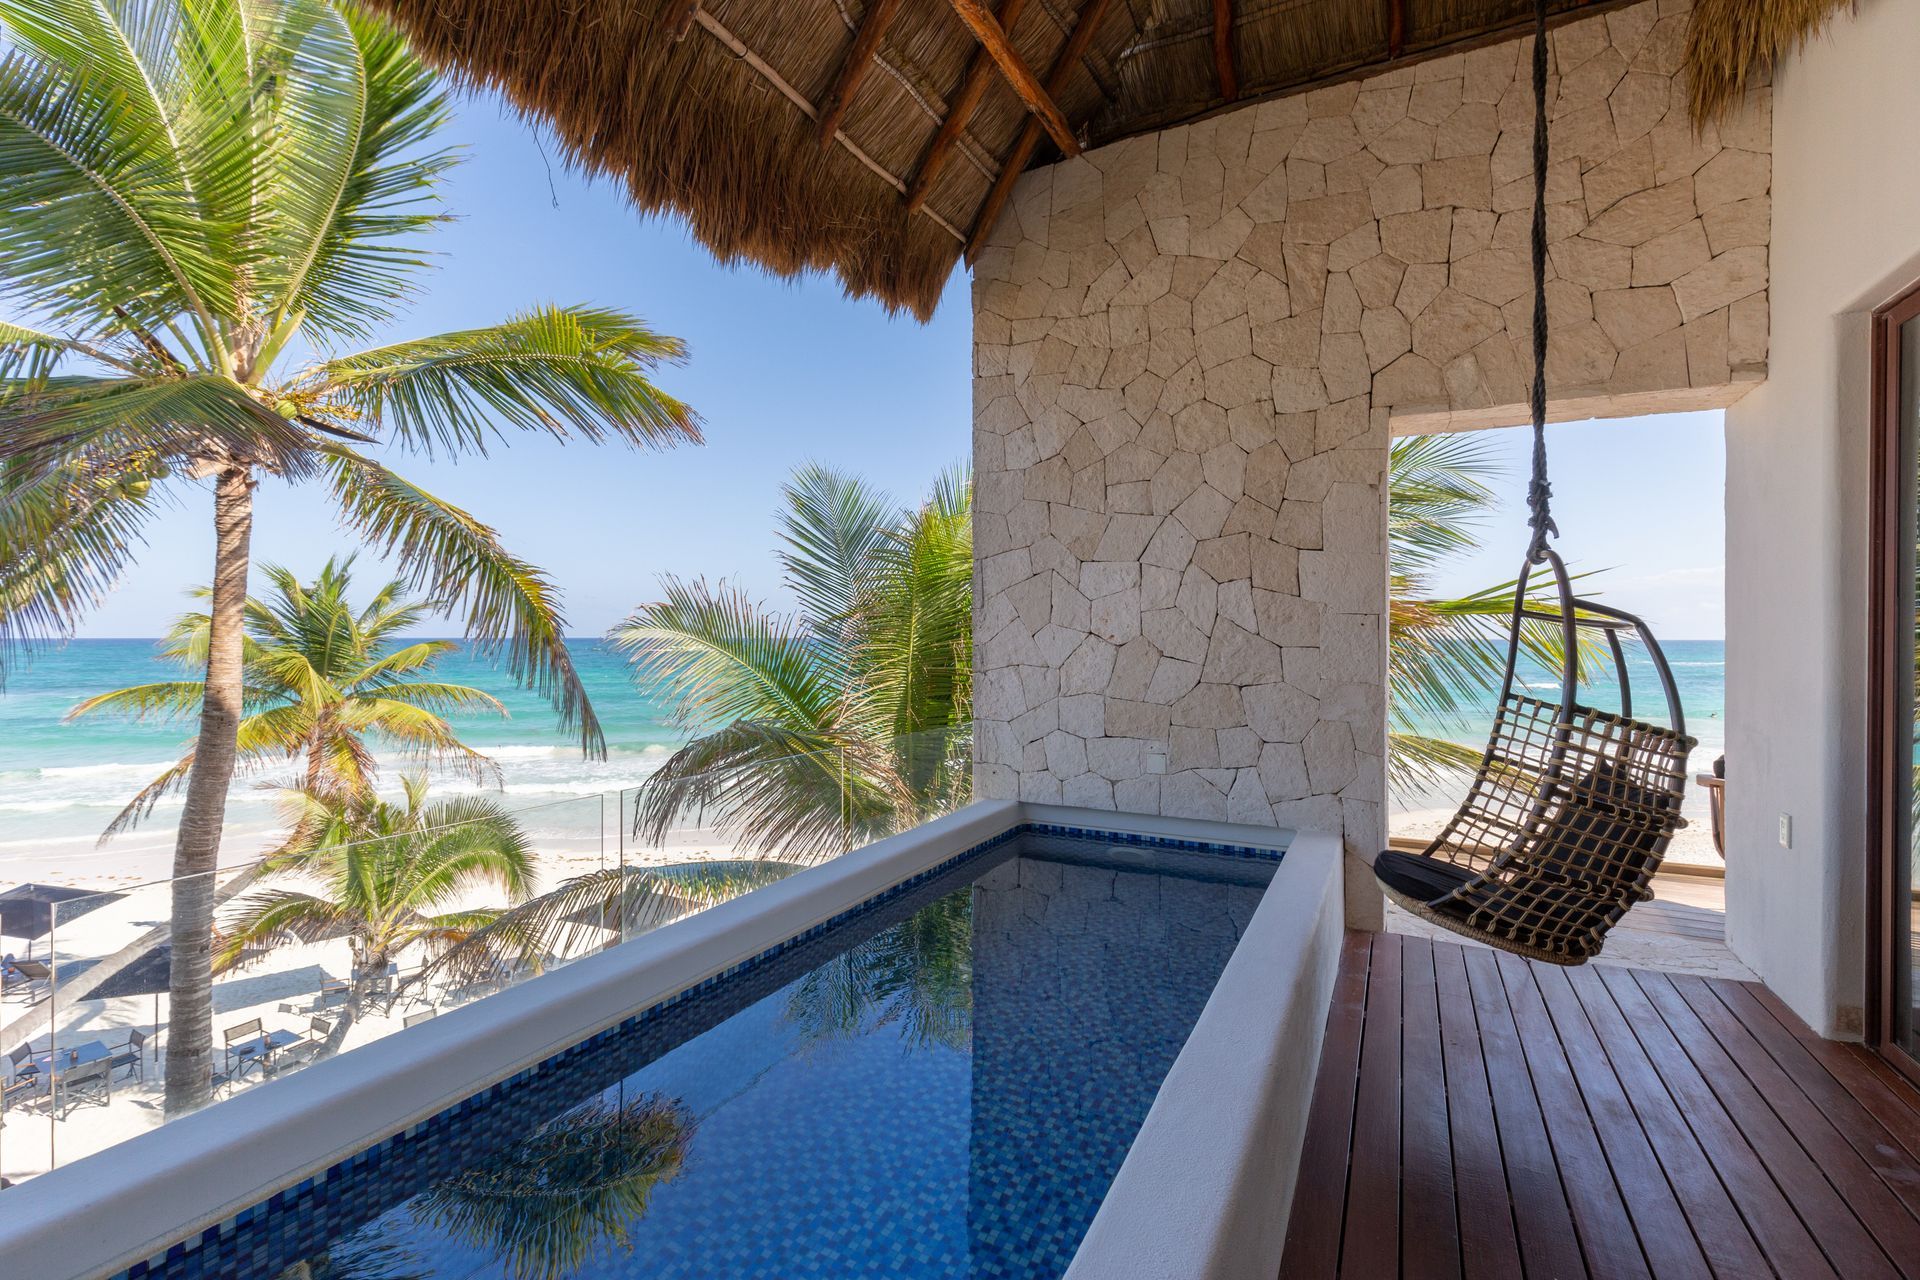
[970,0,1768,916]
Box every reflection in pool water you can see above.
[174,832,1277,1280]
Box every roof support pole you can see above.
[1212,0,1237,101]
[945,0,1081,157]
[963,0,1112,263]
[817,0,909,147]
[906,0,1032,213]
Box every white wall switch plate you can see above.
[1778,813,1793,849]
[1145,743,1167,775]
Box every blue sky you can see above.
[71,95,1727,641]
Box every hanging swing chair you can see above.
[1371,0,1697,966]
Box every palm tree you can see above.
[611,466,971,859]
[0,0,700,1111]
[413,1093,693,1280]
[1387,433,1588,790]
[69,556,505,838]
[217,776,534,1049]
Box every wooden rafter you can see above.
[1212,0,1237,101]
[906,0,1032,214]
[686,7,966,243]
[665,0,699,41]
[817,0,908,147]
[945,0,1080,157]
[963,0,1111,263]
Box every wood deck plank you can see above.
[1592,966,1842,1280]
[1741,981,1920,1169]
[1491,950,1654,1279]
[1556,965,1770,1278]
[1399,937,1464,1280]
[1280,936,1920,1280]
[1283,931,1374,1276]
[1459,947,1590,1280]
[1340,934,1404,1278]
[1659,972,1920,1272]
[1432,943,1525,1280]
[1681,974,1920,1235]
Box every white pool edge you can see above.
[1064,826,1344,1280]
[0,801,1344,1280]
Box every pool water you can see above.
[131,830,1279,1280]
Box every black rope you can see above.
[1526,0,1557,563]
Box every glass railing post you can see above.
[46,902,57,1171]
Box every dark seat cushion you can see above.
[1373,850,1477,904]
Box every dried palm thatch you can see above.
[359,0,1819,318]
[1685,0,1852,121]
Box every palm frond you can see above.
[777,464,893,641]
[261,1,454,343]
[0,375,318,473]
[0,37,235,355]
[65,679,207,721]
[609,576,839,734]
[312,305,700,456]
[324,445,604,757]
[0,453,168,679]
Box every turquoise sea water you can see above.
[0,636,1728,878]
[0,639,685,876]
[1403,637,1726,758]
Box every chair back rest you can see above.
[7,1044,27,1066]
[309,1016,333,1038]
[224,1018,262,1045]
[128,1029,147,1050]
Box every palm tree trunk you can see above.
[163,465,255,1116]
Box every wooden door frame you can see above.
[1867,278,1920,1074]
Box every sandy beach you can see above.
[0,824,780,1186]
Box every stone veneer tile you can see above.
[971,0,1768,900]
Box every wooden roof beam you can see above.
[817,0,908,148]
[964,0,1111,263]
[946,0,1081,157]
[906,0,1032,214]
[1212,0,1237,101]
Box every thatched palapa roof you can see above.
[365,0,1846,319]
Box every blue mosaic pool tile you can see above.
[106,822,1284,1280]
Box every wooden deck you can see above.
[1282,932,1920,1279]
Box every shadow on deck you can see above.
[1385,867,1751,981]
[1282,932,1920,1279]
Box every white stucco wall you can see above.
[1723,0,1920,1038]
[973,0,1767,926]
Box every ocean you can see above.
[0,639,686,884]
[0,637,1728,885]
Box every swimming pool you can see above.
[118,827,1281,1280]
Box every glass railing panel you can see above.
[0,726,977,1185]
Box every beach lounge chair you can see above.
[3,960,50,1004]
[108,1029,148,1082]
[52,1058,111,1119]
[316,977,350,1008]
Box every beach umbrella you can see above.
[0,884,120,956]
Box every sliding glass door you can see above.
[1872,283,1920,1061]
